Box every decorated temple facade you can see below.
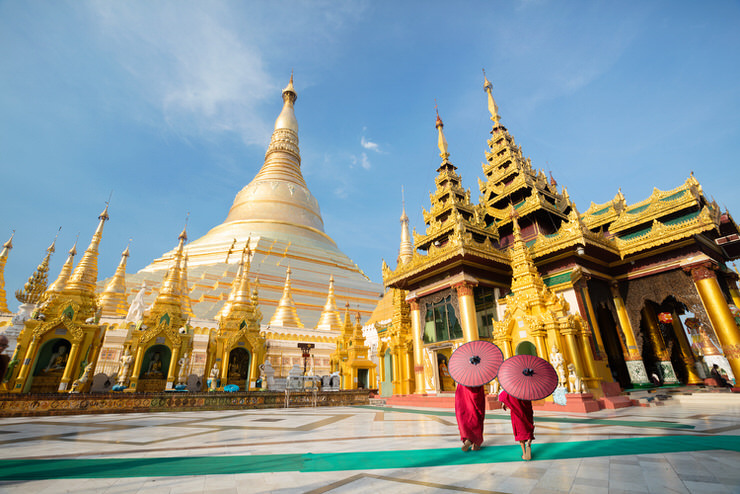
[381,73,740,397]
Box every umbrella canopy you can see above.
[498,354,558,401]
[448,340,504,387]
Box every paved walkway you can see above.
[1,393,739,493]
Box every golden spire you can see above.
[342,301,353,337]
[221,245,254,326]
[397,187,414,266]
[98,244,130,317]
[16,233,57,305]
[47,238,78,296]
[155,225,187,308]
[180,253,194,318]
[265,73,300,159]
[269,267,304,328]
[0,231,15,313]
[483,69,501,125]
[316,275,342,331]
[64,204,109,299]
[218,242,249,322]
[435,106,450,161]
[353,311,364,339]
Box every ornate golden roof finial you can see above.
[398,187,413,266]
[435,103,450,161]
[65,202,109,301]
[16,230,58,305]
[47,236,78,295]
[0,230,15,313]
[98,243,131,317]
[483,69,501,125]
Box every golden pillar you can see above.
[167,346,180,388]
[574,277,606,356]
[531,328,549,359]
[578,327,599,380]
[610,283,640,358]
[13,339,39,392]
[409,299,425,394]
[404,348,414,394]
[642,304,679,384]
[688,263,740,381]
[561,327,585,380]
[669,309,702,385]
[610,282,651,387]
[454,282,479,343]
[392,345,402,393]
[127,345,145,392]
[495,334,513,359]
[59,342,81,391]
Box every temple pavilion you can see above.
[377,72,740,399]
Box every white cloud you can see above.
[361,136,380,152]
[360,152,371,170]
[87,2,276,146]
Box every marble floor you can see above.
[1,393,739,493]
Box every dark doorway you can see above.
[596,305,630,389]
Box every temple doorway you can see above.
[226,347,250,389]
[437,350,455,392]
[30,338,71,393]
[357,368,369,389]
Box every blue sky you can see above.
[1,1,739,313]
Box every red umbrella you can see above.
[498,354,558,401]
[448,340,504,387]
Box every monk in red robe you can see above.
[498,389,535,460]
[454,385,486,451]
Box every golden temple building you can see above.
[380,72,740,398]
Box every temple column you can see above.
[13,339,39,393]
[404,347,414,394]
[561,326,585,381]
[573,277,605,357]
[728,273,740,309]
[126,345,145,392]
[688,263,740,382]
[531,327,549,359]
[642,304,679,384]
[577,325,599,382]
[668,308,703,385]
[408,299,425,394]
[495,334,513,359]
[167,345,180,390]
[454,282,479,342]
[59,342,81,391]
[610,282,650,387]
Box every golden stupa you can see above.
[116,75,383,327]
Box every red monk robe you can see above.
[497,389,535,442]
[454,385,486,449]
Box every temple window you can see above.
[423,295,463,343]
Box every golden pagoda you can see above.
[330,303,375,389]
[382,72,740,398]
[117,75,383,331]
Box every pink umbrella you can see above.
[448,340,504,387]
[498,354,558,401]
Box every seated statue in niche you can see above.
[44,345,69,373]
[145,352,164,377]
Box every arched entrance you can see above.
[226,347,250,389]
[30,338,71,393]
[139,344,171,392]
[437,350,455,391]
[515,340,537,356]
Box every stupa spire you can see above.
[98,244,130,317]
[269,267,304,328]
[483,69,501,126]
[435,106,450,161]
[0,231,15,313]
[218,242,250,322]
[180,253,193,318]
[221,245,254,326]
[64,204,109,297]
[316,275,342,331]
[47,238,78,296]
[156,225,187,307]
[397,187,413,266]
[16,232,57,305]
